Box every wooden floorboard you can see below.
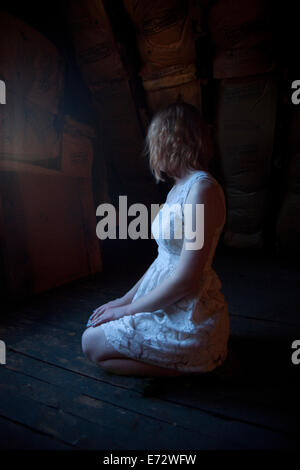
[0,382,121,450]
[0,320,298,449]
[3,350,297,449]
[0,415,73,450]
[0,366,224,450]
[1,309,297,394]
[0,251,299,449]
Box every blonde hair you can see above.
[145,102,213,183]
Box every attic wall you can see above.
[0,0,299,295]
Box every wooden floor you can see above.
[0,247,299,450]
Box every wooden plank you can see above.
[0,366,222,450]
[0,308,299,411]
[2,350,298,449]
[0,318,147,392]
[143,377,300,439]
[0,415,73,450]
[1,251,299,451]
[1,295,299,413]
[0,378,127,449]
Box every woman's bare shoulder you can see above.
[187,174,223,201]
[186,176,226,225]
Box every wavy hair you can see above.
[145,102,213,183]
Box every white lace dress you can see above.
[100,170,230,373]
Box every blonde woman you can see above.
[82,102,230,377]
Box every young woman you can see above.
[82,102,230,377]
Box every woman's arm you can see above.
[91,179,225,327]
[127,179,225,315]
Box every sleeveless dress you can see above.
[100,170,230,373]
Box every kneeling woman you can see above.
[82,102,230,377]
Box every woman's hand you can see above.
[87,297,127,327]
[90,305,130,327]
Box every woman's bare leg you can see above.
[81,326,126,363]
[81,326,183,377]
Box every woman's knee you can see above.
[82,325,127,364]
[81,328,92,360]
[81,327,103,363]
[82,326,122,363]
